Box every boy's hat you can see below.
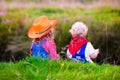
[28,16,56,38]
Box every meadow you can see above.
[0,57,120,80]
[1,5,120,63]
[0,0,120,79]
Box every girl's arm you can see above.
[30,40,35,54]
[43,40,60,60]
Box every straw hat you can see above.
[28,16,56,38]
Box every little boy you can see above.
[66,22,99,63]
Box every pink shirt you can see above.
[43,39,60,60]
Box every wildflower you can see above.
[0,12,6,16]
[5,19,12,24]
[1,19,12,24]
[61,63,64,67]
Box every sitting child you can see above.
[28,16,60,60]
[66,22,99,63]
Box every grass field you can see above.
[0,1,120,79]
[0,57,120,80]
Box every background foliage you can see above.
[0,0,120,64]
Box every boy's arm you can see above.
[66,49,72,59]
[90,49,99,59]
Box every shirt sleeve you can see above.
[43,39,60,60]
[66,49,72,59]
[85,42,95,62]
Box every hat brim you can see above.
[28,20,56,38]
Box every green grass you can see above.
[0,57,120,80]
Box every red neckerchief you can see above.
[68,37,88,55]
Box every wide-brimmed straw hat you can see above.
[28,16,56,38]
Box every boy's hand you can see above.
[94,49,99,55]
[90,49,99,59]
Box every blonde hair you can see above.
[46,29,55,39]
[69,22,88,37]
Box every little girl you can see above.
[28,16,60,60]
[66,22,99,63]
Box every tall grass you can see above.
[0,4,120,64]
[0,57,120,80]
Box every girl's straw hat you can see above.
[28,16,56,38]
